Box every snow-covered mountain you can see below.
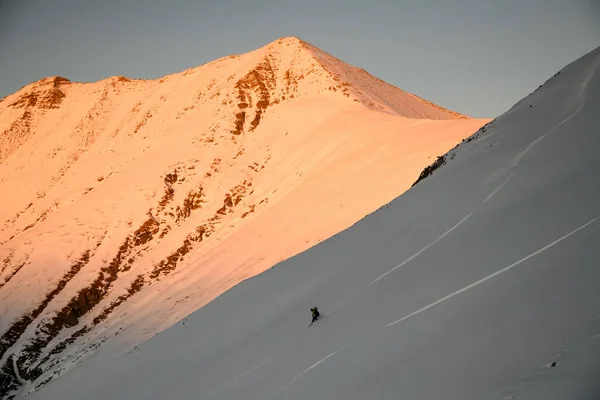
[0,37,487,397]
[18,43,600,400]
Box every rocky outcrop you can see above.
[49,216,158,330]
[8,77,69,110]
[232,58,275,135]
[411,119,498,187]
[0,77,70,163]
[149,179,253,280]
[0,355,21,399]
[0,250,95,394]
[0,110,33,163]
[0,251,93,361]
[411,155,447,187]
[0,262,26,291]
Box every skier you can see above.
[310,307,320,325]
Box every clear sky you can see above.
[1,0,598,118]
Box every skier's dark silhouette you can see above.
[310,307,320,325]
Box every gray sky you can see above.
[1,0,598,118]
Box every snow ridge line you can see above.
[272,214,600,397]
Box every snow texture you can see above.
[19,45,600,399]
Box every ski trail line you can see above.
[369,212,473,286]
[510,54,596,168]
[483,172,514,204]
[483,58,597,204]
[205,361,267,398]
[377,215,598,330]
[271,215,599,398]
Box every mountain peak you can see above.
[191,37,469,120]
[244,36,470,119]
[267,36,307,48]
[3,76,70,110]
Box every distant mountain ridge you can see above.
[0,36,486,398]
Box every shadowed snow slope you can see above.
[0,37,487,397]
[22,46,600,399]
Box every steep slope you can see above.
[21,45,600,400]
[0,37,487,397]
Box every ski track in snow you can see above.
[204,361,267,399]
[482,172,515,204]
[506,51,598,171]
[482,52,599,209]
[200,339,304,398]
[269,215,600,398]
[368,212,473,286]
